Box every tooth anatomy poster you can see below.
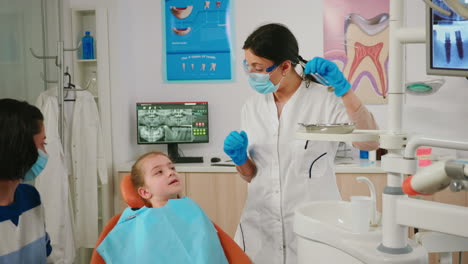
[324,0,389,104]
[164,0,232,81]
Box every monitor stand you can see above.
[167,143,203,163]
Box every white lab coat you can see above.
[35,88,76,264]
[71,90,108,248]
[234,83,348,264]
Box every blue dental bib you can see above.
[97,197,228,264]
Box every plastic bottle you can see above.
[359,150,369,159]
[82,31,95,60]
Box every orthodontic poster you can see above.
[163,0,233,81]
[324,0,389,104]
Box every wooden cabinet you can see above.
[184,172,247,237]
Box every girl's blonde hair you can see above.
[130,151,170,193]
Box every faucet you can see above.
[356,176,380,226]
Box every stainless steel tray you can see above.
[298,122,355,134]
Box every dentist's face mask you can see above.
[243,60,283,94]
[24,149,49,181]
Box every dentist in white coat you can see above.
[223,23,379,264]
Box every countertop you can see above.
[117,159,385,174]
[334,160,384,173]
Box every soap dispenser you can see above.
[356,176,380,226]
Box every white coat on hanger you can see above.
[71,89,108,248]
[35,87,76,264]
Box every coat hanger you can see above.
[64,66,77,102]
[63,67,92,102]
[64,66,75,89]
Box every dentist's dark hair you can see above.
[243,23,301,66]
[0,98,44,180]
[243,23,319,85]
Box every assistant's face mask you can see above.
[243,60,283,94]
[24,149,49,181]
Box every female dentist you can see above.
[223,23,379,264]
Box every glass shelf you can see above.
[295,129,380,142]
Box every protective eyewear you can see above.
[242,59,277,74]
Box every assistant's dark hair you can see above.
[0,98,44,180]
[243,23,319,85]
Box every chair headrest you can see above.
[120,174,147,208]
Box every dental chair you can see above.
[90,174,251,264]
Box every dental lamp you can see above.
[422,0,468,19]
[443,0,468,19]
[403,160,468,195]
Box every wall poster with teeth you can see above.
[163,0,233,81]
[324,0,389,104]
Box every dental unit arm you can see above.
[402,159,468,195]
[400,136,468,196]
[378,131,468,257]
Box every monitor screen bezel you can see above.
[426,1,468,77]
[136,101,209,145]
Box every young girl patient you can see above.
[97,152,229,264]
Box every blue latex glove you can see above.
[223,131,248,166]
[304,57,351,97]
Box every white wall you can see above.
[105,0,468,167]
[0,0,45,103]
[110,0,325,166]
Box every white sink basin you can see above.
[294,200,427,264]
[294,200,381,248]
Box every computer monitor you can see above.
[426,0,468,77]
[136,102,209,163]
